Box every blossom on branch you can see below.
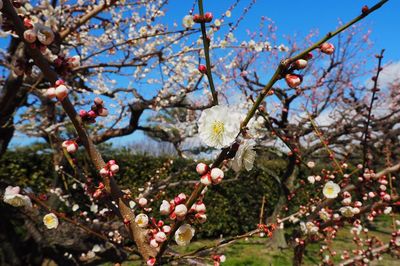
[3,186,32,208]
[175,224,195,246]
[323,181,340,199]
[231,139,256,172]
[198,105,241,149]
[43,213,59,229]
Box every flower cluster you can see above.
[23,19,55,47]
[134,213,172,249]
[196,163,224,186]
[193,12,213,23]
[79,97,109,123]
[53,55,81,75]
[197,105,257,172]
[46,80,69,101]
[3,186,32,208]
[99,160,120,177]
[159,193,188,220]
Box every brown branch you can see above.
[2,0,156,260]
[362,49,385,168]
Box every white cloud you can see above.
[377,61,400,88]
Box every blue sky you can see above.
[113,0,400,146]
[6,0,399,147]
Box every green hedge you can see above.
[0,144,287,238]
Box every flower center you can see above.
[178,229,191,241]
[212,120,225,137]
[326,186,334,195]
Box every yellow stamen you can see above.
[212,120,225,137]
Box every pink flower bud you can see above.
[320,43,335,55]
[24,18,33,28]
[162,225,171,234]
[198,64,207,74]
[110,164,119,174]
[193,14,202,23]
[194,202,206,213]
[55,80,64,86]
[169,212,177,220]
[62,140,78,153]
[204,12,213,23]
[93,189,103,198]
[87,110,96,118]
[79,110,87,117]
[55,84,68,101]
[383,194,391,201]
[67,143,78,153]
[200,173,212,186]
[285,74,302,88]
[174,196,182,205]
[94,97,104,106]
[139,197,148,207]
[67,55,80,69]
[196,163,209,175]
[368,192,375,198]
[147,258,156,266]
[195,213,207,223]
[99,168,109,177]
[149,238,159,248]
[294,59,308,69]
[155,231,167,242]
[46,87,56,99]
[174,204,188,218]
[178,193,187,202]
[210,168,224,184]
[23,29,37,43]
[108,160,116,165]
[160,200,171,215]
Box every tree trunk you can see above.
[0,41,26,158]
[266,155,298,250]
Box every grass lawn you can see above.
[117,215,399,265]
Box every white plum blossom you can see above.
[3,186,32,208]
[135,213,149,228]
[72,204,79,212]
[155,231,167,242]
[307,175,315,184]
[307,161,315,168]
[198,105,241,149]
[319,208,331,221]
[43,213,59,229]
[182,15,194,28]
[300,221,319,235]
[231,139,256,172]
[175,224,195,246]
[340,206,356,218]
[323,181,340,199]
